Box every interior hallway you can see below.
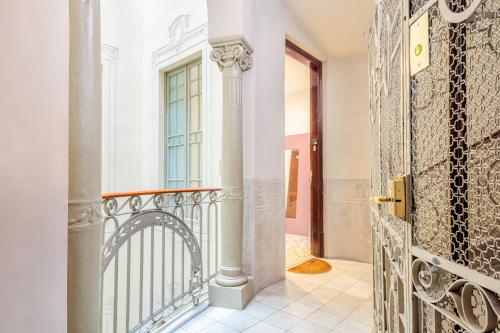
[176,259,373,332]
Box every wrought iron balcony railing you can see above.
[100,188,221,333]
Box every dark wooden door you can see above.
[285,40,324,257]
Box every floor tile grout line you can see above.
[176,259,373,333]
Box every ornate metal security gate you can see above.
[369,0,500,332]
[370,0,411,331]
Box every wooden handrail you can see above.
[102,187,221,199]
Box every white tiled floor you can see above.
[177,259,373,333]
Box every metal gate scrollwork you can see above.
[370,0,500,332]
[370,0,410,332]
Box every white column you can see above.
[68,0,103,332]
[208,36,254,308]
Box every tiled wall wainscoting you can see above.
[324,179,372,263]
[243,179,286,291]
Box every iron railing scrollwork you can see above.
[100,188,220,333]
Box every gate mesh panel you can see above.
[465,0,500,279]
[410,0,429,16]
[369,26,381,198]
[370,1,410,331]
[411,3,452,262]
[410,0,500,280]
[380,0,405,237]
[371,0,500,332]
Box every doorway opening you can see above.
[284,40,323,268]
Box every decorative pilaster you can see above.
[68,0,103,332]
[207,35,255,308]
[210,38,253,72]
[210,36,252,288]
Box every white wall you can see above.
[143,0,207,50]
[323,54,372,263]
[141,0,222,190]
[101,0,144,192]
[325,55,370,180]
[251,0,324,181]
[0,0,68,331]
[101,0,221,192]
[207,0,254,43]
[236,0,326,291]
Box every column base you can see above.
[208,277,254,309]
[216,272,248,287]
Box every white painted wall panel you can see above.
[0,0,69,331]
[323,54,372,263]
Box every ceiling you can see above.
[283,0,376,58]
[285,55,310,94]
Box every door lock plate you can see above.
[371,176,407,221]
[387,176,406,221]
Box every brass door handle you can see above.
[370,196,394,203]
[370,176,407,221]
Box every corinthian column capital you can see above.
[210,35,253,72]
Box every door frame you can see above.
[285,40,324,257]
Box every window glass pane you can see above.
[177,145,185,179]
[166,62,202,189]
[190,96,199,131]
[189,65,198,81]
[190,81,199,95]
[190,143,199,179]
[177,85,185,100]
[168,147,176,178]
[177,100,185,134]
[169,75,176,87]
[177,72,184,85]
[168,103,176,133]
[169,87,176,101]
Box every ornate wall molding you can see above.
[220,186,244,200]
[254,180,284,211]
[68,199,102,230]
[101,43,118,193]
[151,15,207,65]
[209,36,253,72]
[169,15,190,42]
[101,43,118,60]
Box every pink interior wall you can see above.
[284,133,310,236]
